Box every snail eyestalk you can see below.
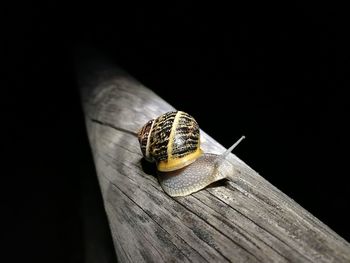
[215,135,245,167]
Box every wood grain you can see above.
[78,55,350,262]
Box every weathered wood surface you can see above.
[78,56,350,263]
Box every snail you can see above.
[138,110,245,197]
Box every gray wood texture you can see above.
[79,56,350,262]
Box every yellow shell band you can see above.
[157,147,203,172]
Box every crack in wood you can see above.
[170,197,252,263]
[195,198,263,262]
[108,174,233,261]
[207,191,314,262]
[194,193,291,262]
[108,181,195,262]
[108,183,172,261]
[90,117,138,136]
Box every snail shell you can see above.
[138,111,203,172]
[138,110,244,197]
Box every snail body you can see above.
[138,110,244,197]
[158,153,234,197]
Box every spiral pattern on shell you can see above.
[138,111,202,172]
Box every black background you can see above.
[4,2,349,262]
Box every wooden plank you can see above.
[78,54,350,262]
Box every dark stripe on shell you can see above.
[171,112,200,158]
[149,111,177,162]
[139,111,200,164]
[138,119,154,158]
